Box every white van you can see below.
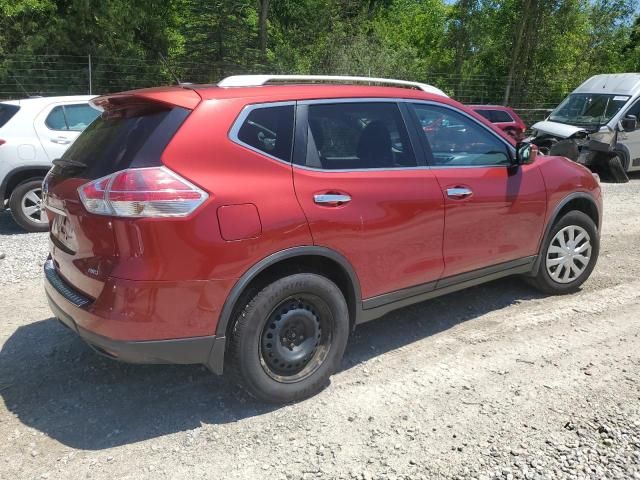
[531,73,640,182]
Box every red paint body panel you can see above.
[431,165,547,277]
[293,169,445,298]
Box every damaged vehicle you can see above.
[530,73,640,183]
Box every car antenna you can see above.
[158,53,185,86]
[10,74,32,97]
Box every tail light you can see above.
[78,167,208,218]
[0,139,6,146]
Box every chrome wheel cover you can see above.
[546,225,592,284]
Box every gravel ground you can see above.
[1,177,639,480]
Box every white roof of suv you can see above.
[573,73,640,96]
[1,95,96,108]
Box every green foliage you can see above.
[0,0,638,105]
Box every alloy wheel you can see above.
[21,187,47,225]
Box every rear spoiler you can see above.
[91,86,201,112]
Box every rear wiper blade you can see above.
[53,158,86,168]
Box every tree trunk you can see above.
[504,0,533,106]
[259,0,270,58]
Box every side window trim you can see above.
[228,101,296,164]
[409,101,516,168]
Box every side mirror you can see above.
[621,115,637,132]
[515,142,537,165]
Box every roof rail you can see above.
[217,75,448,97]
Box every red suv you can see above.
[469,105,527,141]
[43,75,602,403]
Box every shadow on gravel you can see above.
[1,277,544,450]
[0,210,28,236]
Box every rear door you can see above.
[34,102,100,160]
[409,102,547,278]
[292,100,445,301]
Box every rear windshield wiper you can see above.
[53,158,87,169]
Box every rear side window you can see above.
[0,103,20,128]
[301,102,416,170]
[474,109,514,123]
[236,105,294,162]
[46,104,100,131]
[65,104,101,131]
[54,104,190,179]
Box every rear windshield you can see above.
[53,104,190,179]
[0,103,20,128]
[475,109,513,123]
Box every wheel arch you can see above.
[530,192,600,276]
[206,246,362,374]
[0,166,50,205]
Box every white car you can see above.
[0,95,99,231]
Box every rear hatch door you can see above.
[44,88,200,299]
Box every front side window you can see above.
[412,104,511,167]
[236,104,294,162]
[301,102,416,170]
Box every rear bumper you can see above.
[44,259,227,371]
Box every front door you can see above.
[409,102,547,278]
[292,101,445,300]
[619,98,640,171]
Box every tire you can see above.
[8,178,49,232]
[227,273,350,403]
[606,154,629,183]
[528,211,599,295]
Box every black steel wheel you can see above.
[259,295,333,383]
[228,273,349,403]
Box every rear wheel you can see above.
[8,178,48,232]
[528,211,599,294]
[228,273,349,403]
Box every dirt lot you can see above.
[1,177,639,480]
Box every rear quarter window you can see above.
[235,104,295,162]
[0,103,20,128]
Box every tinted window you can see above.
[302,102,416,169]
[412,104,511,166]
[46,106,68,130]
[474,109,514,123]
[236,105,294,162]
[491,110,514,123]
[0,103,20,128]
[65,104,100,131]
[55,104,190,179]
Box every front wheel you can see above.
[8,178,49,232]
[227,273,350,403]
[528,211,599,295]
